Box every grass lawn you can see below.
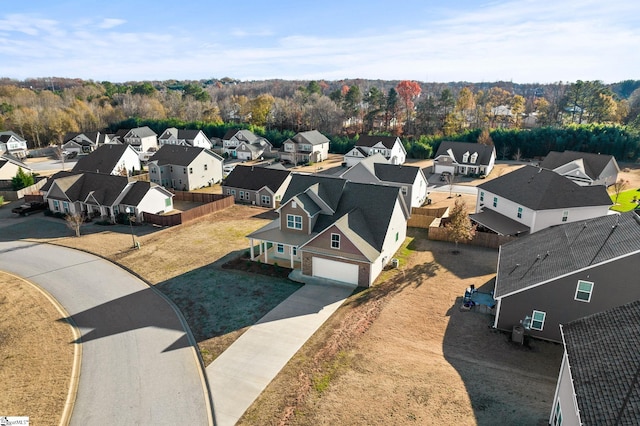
[610,188,640,212]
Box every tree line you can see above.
[0,77,639,161]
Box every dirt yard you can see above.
[239,234,563,426]
[0,272,74,426]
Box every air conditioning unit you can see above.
[252,201,256,205]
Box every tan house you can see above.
[279,130,330,165]
[0,154,31,180]
[222,165,291,208]
[148,145,223,191]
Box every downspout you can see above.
[492,245,502,329]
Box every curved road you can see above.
[0,241,211,425]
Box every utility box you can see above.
[512,325,524,344]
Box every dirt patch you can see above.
[0,272,74,426]
[239,233,563,426]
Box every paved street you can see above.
[0,241,211,425]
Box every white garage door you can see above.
[312,257,359,285]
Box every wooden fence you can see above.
[427,226,516,249]
[407,206,450,229]
[143,193,234,227]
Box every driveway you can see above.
[0,241,212,425]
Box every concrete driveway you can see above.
[0,241,212,425]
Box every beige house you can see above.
[0,155,32,180]
[279,130,330,165]
[148,145,224,191]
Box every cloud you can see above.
[98,18,126,29]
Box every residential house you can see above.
[343,135,406,166]
[222,165,291,208]
[433,141,496,176]
[62,131,110,154]
[540,150,620,186]
[492,211,640,342]
[157,128,212,150]
[0,131,29,159]
[110,126,158,153]
[0,154,32,180]
[73,143,141,176]
[550,300,640,426]
[471,165,612,236]
[42,170,173,222]
[148,145,223,191]
[338,154,428,208]
[221,129,273,160]
[279,130,330,165]
[247,174,409,287]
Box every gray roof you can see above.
[470,209,530,236]
[495,211,640,298]
[478,165,612,210]
[148,145,221,167]
[0,131,26,142]
[125,126,157,138]
[120,181,156,206]
[0,154,30,170]
[562,300,640,425]
[356,135,400,149]
[435,141,495,166]
[373,163,420,184]
[223,165,290,192]
[282,174,347,212]
[222,129,260,142]
[540,151,618,179]
[73,143,131,174]
[159,128,203,141]
[292,130,330,146]
[45,171,130,205]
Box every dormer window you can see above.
[470,152,478,164]
[462,152,470,163]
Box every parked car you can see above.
[11,201,47,216]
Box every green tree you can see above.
[11,167,35,190]
[131,82,156,96]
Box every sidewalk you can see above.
[206,274,356,426]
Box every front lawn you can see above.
[610,188,640,212]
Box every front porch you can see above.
[248,239,302,270]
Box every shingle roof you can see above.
[159,128,203,141]
[73,144,132,174]
[292,130,330,146]
[222,129,261,142]
[373,163,420,184]
[223,165,290,192]
[540,151,618,179]
[434,141,495,166]
[47,171,130,205]
[478,165,612,210]
[282,174,347,212]
[120,181,155,206]
[562,300,640,425]
[148,145,220,167]
[356,135,400,149]
[0,131,26,142]
[126,126,157,138]
[495,211,640,298]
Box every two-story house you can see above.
[0,131,29,159]
[157,128,212,150]
[471,165,612,236]
[0,154,32,180]
[343,135,406,166]
[492,210,640,342]
[148,145,223,191]
[221,129,273,160]
[111,126,158,153]
[433,141,496,176]
[62,131,110,154]
[247,174,409,287]
[279,130,330,165]
[540,150,620,186]
[222,165,292,208]
[73,143,141,176]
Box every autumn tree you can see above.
[396,80,422,134]
[444,199,476,253]
[248,94,275,126]
[477,128,493,145]
[65,212,85,238]
[612,178,629,204]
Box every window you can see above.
[165,198,171,207]
[239,191,245,200]
[480,191,484,202]
[331,233,340,249]
[204,164,208,171]
[462,152,469,163]
[517,207,523,219]
[189,167,193,174]
[552,400,562,426]
[401,186,408,195]
[226,189,231,195]
[395,232,399,242]
[183,167,187,174]
[531,310,546,331]
[287,214,302,230]
[276,244,284,253]
[562,210,569,222]
[470,152,478,164]
[63,201,69,213]
[231,189,236,196]
[261,195,271,205]
[292,246,297,256]
[53,200,60,211]
[575,280,594,302]
[170,166,173,172]
[493,197,498,208]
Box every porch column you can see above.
[264,245,268,263]
[250,238,255,260]
[290,246,294,269]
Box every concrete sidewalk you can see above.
[207,275,356,426]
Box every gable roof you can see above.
[222,129,261,142]
[46,171,130,205]
[540,150,619,179]
[478,165,612,210]
[373,163,421,184]
[0,154,30,170]
[125,126,157,138]
[223,165,290,192]
[562,300,640,425]
[159,128,204,141]
[148,145,221,167]
[73,143,133,174]
[282,174,347,212]
[292,130,330,146]
[495,211,640,298]
[434,141,495,165]
[119,181,161,206]
[356,135,400,149]
[0,131,26,142]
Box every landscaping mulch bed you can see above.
[222,255,293,279]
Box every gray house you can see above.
[147,145,223,191]
[540,150,620,187]
[493,210,640,342]
[551,300,640,425]
[222,165,291,208]
[433,141,496,176]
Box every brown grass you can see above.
[0,272,74,425]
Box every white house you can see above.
[343,135,406,166]
[0,131,29,159]
[221,129,272,160]
[433,141,496,176]
[111,126,158,153]
[540,150,620,187]
[158,128,212,149]
[0,155,32,180]
[279,130,330,165]
[73,144,141,176]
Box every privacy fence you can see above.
[143,192,234,227]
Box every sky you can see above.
[1,0,638,84]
